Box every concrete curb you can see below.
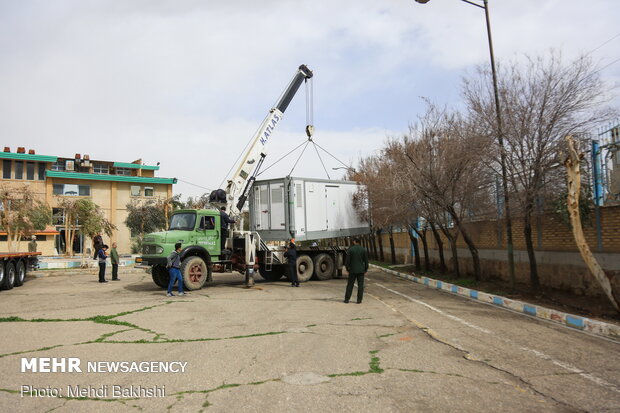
[370,264,620,342]
[38,259,136,270]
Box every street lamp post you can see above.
[414,0,516,288]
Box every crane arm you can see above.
[222,65,313,216]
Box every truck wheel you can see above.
[296,255,314,283]
[259,265,284,281]
[313,253,335,280]
[14,259,26,287]
[152,265,169,289]
[1,261,16,290]
[0,261,4,288]
[181,256,211,290]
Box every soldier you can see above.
[28,235,37,252]
[344,238,369,304]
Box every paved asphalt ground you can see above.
[0,267,619,412]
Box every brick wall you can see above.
[372,205,620,297]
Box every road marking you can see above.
[373,283,491,334]
[371,281,620,394]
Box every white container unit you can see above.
[249,177,370,241]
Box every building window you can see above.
[53,184,91,196]
[26,162,35,180]
[52,208,65,225]
[116,167,131,176]
[38,163,46,180]
[131,186,141,196]
[2,160,10,179]
[93,163,109,174]
[51,161,65,171]
[144,187,154,197]
[15,162,24,179]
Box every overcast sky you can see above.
[1,0,619,198]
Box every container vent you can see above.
[271,187,283,203]
[296,184,303,208]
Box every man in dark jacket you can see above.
[220,207,236,251]
[284,242,299,287]
[344,238,368,304]
[97,244,109,283]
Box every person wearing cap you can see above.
[284,241,299,287]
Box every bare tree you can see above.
[0,184,51,252]
[464,52,617,289]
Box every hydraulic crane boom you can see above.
[220,65,314,216]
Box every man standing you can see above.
[110,242,120,281]
[167,242,185,297]
[219,207,236,251]
[284,241,299,287]
[97,244,109,283]
[344,238,368,304]
[28,235,37,252]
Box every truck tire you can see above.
[0,261,4,288]
[152,265,169,289]
[1,261,16,290]
[296,255,314,283]
[259,265,284,281]
[313,253,335,280]
[181,256,211,290]
[14,259,26,287]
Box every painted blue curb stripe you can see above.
[424,278,429,285]
[493,297,503,306]
[470,290,478,299]
[451,285,458,293]
[523,305,537,316]
[566,315,585,329]
[436,281,442,289]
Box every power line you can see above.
[176,179,213,192]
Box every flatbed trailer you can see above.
[0,252,41,290]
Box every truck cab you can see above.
[139,209,221,290]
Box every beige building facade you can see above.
[1,148,176,255]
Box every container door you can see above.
[269,183,286,230]
[255,184,269,230]
[325,185,340,230]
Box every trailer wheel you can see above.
[296,255,314,283]
[0,261,4,288]
[151,265,169,289]
[181,256,211,290]
[1,261,16,290]
[313,253,335,280]
[14,259,26,287]
[258,265,284,281]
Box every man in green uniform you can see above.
[110,242,120,281]
[344,238,369,304]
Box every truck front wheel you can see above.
[181,256,211,290]
[152,265,170,289]
[313,253,335,280]
[296,255,314,283]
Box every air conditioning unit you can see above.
[65,160,75,171]
[82,160,90,167]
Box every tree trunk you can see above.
[388,227,396,264]
[407,226,421,271]
[565,136,619,311]
[369,231,378,260]
[412,227,429,271]
[429,222,447,272]
[376,228,385,262]
[440,226,460,278]
[448,210,482,281]
[523,201,541,290]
